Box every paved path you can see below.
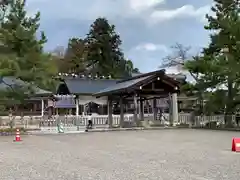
[0,129,240,180]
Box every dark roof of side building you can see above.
[58,78,118,95]
[0,77,52,96]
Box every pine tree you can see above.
[186,0,240,125]
[85,17,126,78]
[124,59,140,76]
[0,0,56,104]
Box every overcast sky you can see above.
[26,0,212,75]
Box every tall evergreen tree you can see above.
[124,59,140,75]
[0,0,56,104]
[85,17,126,78]
[185,0,240,125]
[63,38,87,73]
[204,0,240,125]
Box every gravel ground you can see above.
[0,129,240,180]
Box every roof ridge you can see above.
[117,69,165,83]
[65,78,119,81]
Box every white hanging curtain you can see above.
[92,96,108,105]
[78,96,92,105]
[78,96,108,105]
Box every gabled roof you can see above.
[117,69,184,84]
[132,72,186,81]
[61,78,118,94]
[94,75,152,96]
[94,69,181,97]
[0,77,52,96]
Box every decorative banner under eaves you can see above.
[78,95,108,105]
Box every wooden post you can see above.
[133,93,139,126]
[41,99,44,117]
[171,93,178,126]
[153,98,157,121]
[139,97,144,121]
[119,97,124,128]
[108,98,113,128]
[169,94,172,125]
[75,97,79,116]
[83,104,86,115]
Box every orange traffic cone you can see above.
[232,137,240,152]
[14,128,21,142]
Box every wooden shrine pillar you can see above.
[41,99,44,117]
[75,96,79,116]
[139,97,144,121]
[83,104,86,115]
[107,98,113,128]
[119,96,124,128]
[133,93,139,126]
[168,93,178,126]
[171,93,178,126]
[153,98,157,121]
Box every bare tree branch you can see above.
[159,43,203,82]
[160,43,191,69]
[0,0,10,23]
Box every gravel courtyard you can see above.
[0,129,240,180]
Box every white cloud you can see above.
[129,0,165,12]
[127,43,170,73]
[150,4,211,24]
[26,0,164,21]
[24,0,212,74]
[135,43,169,52]
[26,0,211,25]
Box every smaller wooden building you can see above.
[0,77,53,116]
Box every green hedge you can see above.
[0,127,26,133]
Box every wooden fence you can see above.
[0,114,238,129]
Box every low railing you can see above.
[0,116,42,129]
[0,114,237,129]
[193,115,237,127]
[40,115,136,127]
[0,113,191,128]
[159,113,192,125]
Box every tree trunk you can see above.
[225,79,234,127]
